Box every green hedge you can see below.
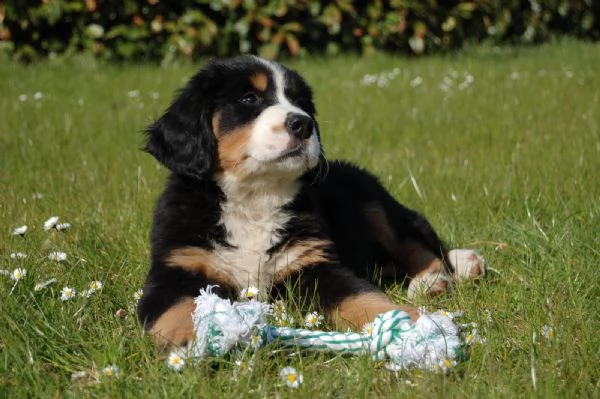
[1,1,598,62]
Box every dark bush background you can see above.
[1,0,598,62]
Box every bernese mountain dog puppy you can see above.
[138,55,485,350]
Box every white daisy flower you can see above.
[248,333,263,349]
[80,280,103,298]
[436,358,457,372]
[275,312,295,326]
[449,310,464,318]
[280,366,303,389]
[304,311,324,328]
[88,280,103,292]
[541,324,555,340]
[272,300,286,315]
[438,309,464,319]
[18,94,27,102]
[132,289,143,302]
[55,222,72,231]
[409,76,423,88]
[11,268,27,281]
[10,252,27,260]
[32,192,44,200]
[167,352,185,371]
[60,287,76,301]
[465,328,487,345]
[127,90,140,98]
[48,251,67,262]
[12,225,28,236]
[34,278,57,291]
[240,286,259,300]
[361,322,374,336]
[360,74,377,86]
[234,359,254,374]
[101,365,120,377]
[33,92,43,100]
[43,216,60,231]
[70,370,87,381]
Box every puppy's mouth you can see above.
[274,145,304,162]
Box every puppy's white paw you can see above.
[407,271,452,300]
[448,249,485,280]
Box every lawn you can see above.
[1,40,599,398]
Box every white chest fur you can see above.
[214,175,301,293]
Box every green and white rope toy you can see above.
[186,286,464,371]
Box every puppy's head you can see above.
[146,55,321,182]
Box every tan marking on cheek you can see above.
[149,297,195,350]
[167,247,237,290]
[273,239,331,282]
[218,125,252,171]
[250,72,268,92]
[217,125,252,172]
[331,292,419,330]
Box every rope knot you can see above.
[367,309,463,371]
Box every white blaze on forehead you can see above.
[258,58,309,117]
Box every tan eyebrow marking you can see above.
[250,72,268,92]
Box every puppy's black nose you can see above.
[285,113,314,140]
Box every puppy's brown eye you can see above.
[240,93,260,105]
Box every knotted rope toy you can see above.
[185,286,464,371]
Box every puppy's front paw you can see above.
[448,249,485,280]
[407,271,452,300]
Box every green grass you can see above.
[1,40,599,398]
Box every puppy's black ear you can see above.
[145,67,217,180]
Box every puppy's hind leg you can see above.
[363,201,453,300]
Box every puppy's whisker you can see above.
[309,154,329,186]
[321,155,330,179]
